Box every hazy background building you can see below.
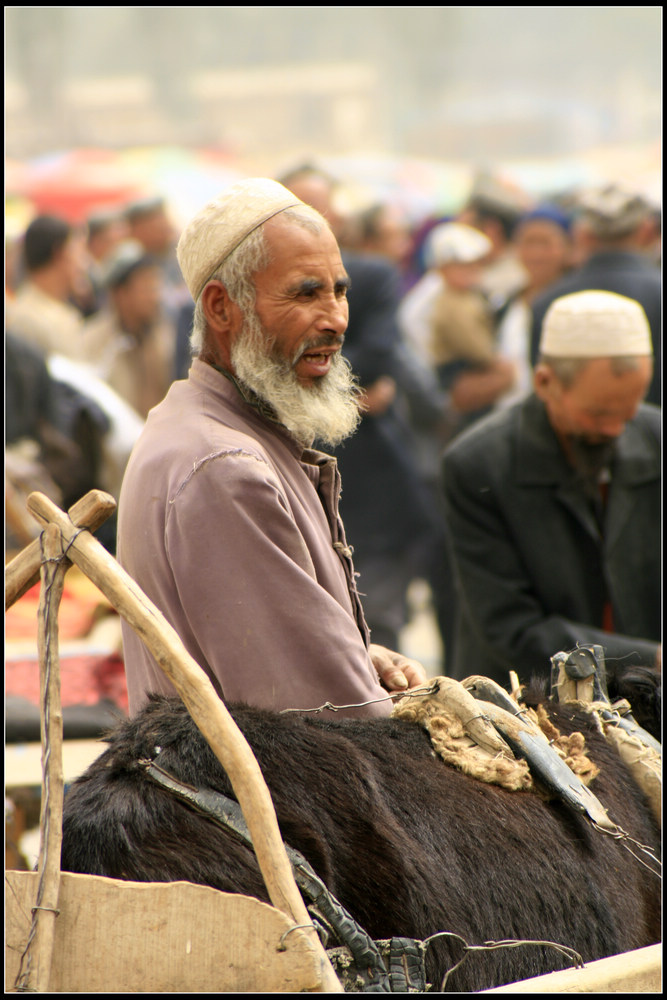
[5,6,661,167]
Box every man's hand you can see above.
[369,644,428,692]
[450,358,516,413]
[358,376,397,416]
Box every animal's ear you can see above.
[611,665,661,743]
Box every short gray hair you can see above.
[189,204,328,356]
[538,354,645,388]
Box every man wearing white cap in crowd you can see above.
[425,221,516,441]
[529,183,661,406]
[440,289,660,687]
[117,178,427,717]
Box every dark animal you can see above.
[61,688,661,992]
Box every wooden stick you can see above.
[14,524,67,992]
[5,489,117,610]
[25,491,343,993]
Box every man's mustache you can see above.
[291,334,345,365]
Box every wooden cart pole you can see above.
[25,491,343,994]
[5,489,117,610]
[13,525,68,992]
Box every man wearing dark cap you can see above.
[529,183,661,405]
[81,240,175,419]
[117,179,427,718]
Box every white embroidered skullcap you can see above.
[176,178,304,301]
[540,290,653,358]
[426,222,492,267]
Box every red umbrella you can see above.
[7,148,147,225]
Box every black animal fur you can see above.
[61,688,660,992]
[610,664,661,742]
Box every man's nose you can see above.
[318,295,348,335]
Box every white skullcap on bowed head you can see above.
[540,290,653,358]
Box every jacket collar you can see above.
[191,358,338,468]
[514,394,658,545]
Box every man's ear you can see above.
[199,280,243,370]
[533,363,554,402]
[201,280,241,334]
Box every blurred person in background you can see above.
[80,208,129,317]
[5,231,23,302]
[124,195,189,317]
[280,164,450,663]
[399,171,531,366]
[6,219,145,549]
[346,201,413,277]
[457,171,532,305]
[493,204,575,410]
[81,240,176,419]
[6,326,113,547]
[530,183,661,405]
[7,214,88,360]
[425,221,517,441]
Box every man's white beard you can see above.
[230,310,362,448]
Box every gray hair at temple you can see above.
[537,354,649,389]
[188,203,327,356]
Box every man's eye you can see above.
[295,285,318,299]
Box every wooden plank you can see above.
[5,871,325,993]
[479,944,662,993]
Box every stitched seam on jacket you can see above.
[168,448,275,505]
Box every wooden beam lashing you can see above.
[13,524,68,992]
[5,489,117,609]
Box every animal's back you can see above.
[61,695,661,992]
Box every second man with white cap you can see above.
[440,289,660,689]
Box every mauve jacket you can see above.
[117,359,390,718]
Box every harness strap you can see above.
[141,755,426,992]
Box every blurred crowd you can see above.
[5,164,661,672]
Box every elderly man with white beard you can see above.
[117,179,427,717]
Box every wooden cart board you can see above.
[479,943,662,994]
[5,870,325,993]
